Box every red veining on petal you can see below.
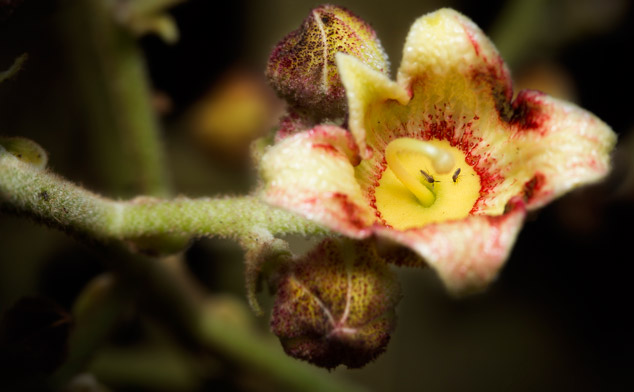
[330,192,370,231]
[363,96,507,222]
[312,143,339,154]
[415,105,504,211]
[308,125,361,165]
[384,196,526,273]
[367,157,389,226]
[464,28,481,57]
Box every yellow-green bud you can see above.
[266,5,389,121]
[270,239,400,369]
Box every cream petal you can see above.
[337,9,516,178]
[397,8,512,110]
[260,125,375,237]
[378,197,526,295]
[473,91,617,214]
[336,53,410,159]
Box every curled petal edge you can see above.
[378,197,527,295]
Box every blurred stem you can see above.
[0,148,325,243]
[0,53,28,83]
[62,0,170,198]
[48,247,364,391]
[50,275,131,387]
[110,248,365,392]
[120,0,187,19]
[197,309,367,392]
[488,0,549,70]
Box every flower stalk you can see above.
[0,147,325,246]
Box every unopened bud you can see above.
[271,239,400,369]
[266,5,389,121]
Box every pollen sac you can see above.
[270,238,400,369]
[266,5,389,121]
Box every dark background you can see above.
[1,0,632,391]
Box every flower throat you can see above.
[374,138,481,230]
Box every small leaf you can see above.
[0,136,48,169]
[242,228,292,315]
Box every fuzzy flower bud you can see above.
[271,238,400,369]
[266,4,389,121]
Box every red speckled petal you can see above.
[338,9,517,190]
[397,8,512,110]
[260,125,375,237]
[472,91,617,214]
[378,197,526,295]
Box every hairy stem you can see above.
[0,148,325,244]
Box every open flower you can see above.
[260,9,616,294]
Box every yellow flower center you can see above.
[374,138,481,230]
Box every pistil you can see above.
[384,138,454,207]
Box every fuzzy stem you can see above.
[0,148,325,243]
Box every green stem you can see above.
[0,148,325,243]
[0,53,28,84]
[119,0,188,19]
[50,275,131,387]
[61,0,170,198]
[488,0,549,69]
[49,249,365,392]
[197,310,367,392]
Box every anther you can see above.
[452,168,461,183]
[420,169,439,186]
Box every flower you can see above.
[260,9,616,295]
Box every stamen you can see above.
[420,169,437,185]
[385,138,455,207]
[452,168,461,183]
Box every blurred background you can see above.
[1,0,632,391]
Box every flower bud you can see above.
[271,239,400,369]
[266,5,389,121]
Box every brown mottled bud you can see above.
[271,239,400,369]
[266,5,389,121]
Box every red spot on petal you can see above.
[508,90,550,133]
[522,172,547,203]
